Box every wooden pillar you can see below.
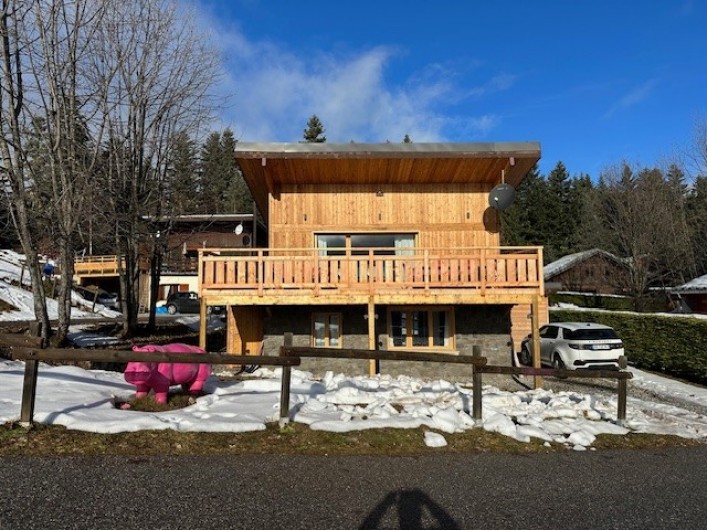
[531,295,542,389]
[472,345,483,421]
[279,332,293,426]
[20,321,43,426]
[617,355,628,425]
[367,297,378,376]
[199,297,207,351]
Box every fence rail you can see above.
[278,333,631,426]
[2,329,631,431]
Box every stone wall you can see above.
[261,304,514,382]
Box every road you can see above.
[1,446,706,530]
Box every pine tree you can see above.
[167,132,199,214]
[198,129,252,213]
[303,114,326,143]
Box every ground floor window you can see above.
[388,307,454,350]
[312,313,342,348]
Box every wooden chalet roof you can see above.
[234,141,541,221]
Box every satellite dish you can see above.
[488,183,516,211]
[234,223,244,235]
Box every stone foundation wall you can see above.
[261,304,514,382]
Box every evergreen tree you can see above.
[167,131,199,214]
[198,129,252,213]
[221,129,252,213]
[403,134,412,143]
[686,176,707,276]
[303,114,326,143]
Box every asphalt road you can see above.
[1,446,706,530]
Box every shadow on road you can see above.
[359,488,461,530]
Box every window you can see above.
[316,233,415,256]
[540,326,558,339]
[312,313,342,348]
[388,307,454,350]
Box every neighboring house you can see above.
[73,214,261,309]
[544,249,629,295]
[671,274,707,314]
[197,142,548,376]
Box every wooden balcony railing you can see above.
[74,255,150,276]
[198,247,544,298]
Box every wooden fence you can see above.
[277,333,632,426]
[2,328,632,429]
[2,326,299,425]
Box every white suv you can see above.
[519,322,624,370]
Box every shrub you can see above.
[550,308,707,385]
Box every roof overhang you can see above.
[234,141,541,222]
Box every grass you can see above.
[0,417,699,457]
[0,381,702,457]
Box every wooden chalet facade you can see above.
[197,142,548,376]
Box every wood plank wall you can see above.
[268,183,500,248]
[510,299,549,353]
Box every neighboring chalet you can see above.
[671,274,707,314]
[73,214,262,308]
[197,142,548,376]
[544,249,628,295]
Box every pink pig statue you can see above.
[125,343,211,404]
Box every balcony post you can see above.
[367,297,378,377]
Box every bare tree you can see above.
[89,0,219,334]
[0,0,51,339]
[25,0,107,344]
[597,162,693,309]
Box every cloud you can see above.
[195,9,505,143]
[603,79,659,119]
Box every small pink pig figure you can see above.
[124,343,211,404]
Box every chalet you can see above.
[197,142,548,378]
[671,274,707,314]
[544,249,629,295]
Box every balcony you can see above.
[199,247,544,306]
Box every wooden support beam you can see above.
[531,295,542,389]
[199,297,207,351]
[367,298,378,376]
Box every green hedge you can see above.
[550,309,707,385]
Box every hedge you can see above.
[550,308,707,386]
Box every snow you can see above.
[2,248,707,448]
[544,249,624,280]
[673,273,707,294]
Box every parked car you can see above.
[165,291,223,315]
[519,322,624,370]
[75,285,120,310]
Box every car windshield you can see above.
[565,328,619,340]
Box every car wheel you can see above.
[167,304,178,315]
[519,346,532,366]
[552,353,566,370]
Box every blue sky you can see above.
[194,0,706,179]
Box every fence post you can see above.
[617,355,628,425]
[20,321,43,426]
[472,345,483,421]
[279,332,293,427]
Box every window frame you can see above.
[311,312,343,348]
[386,306,456,351]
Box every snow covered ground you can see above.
[1,249,706,449]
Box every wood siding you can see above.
[510,298,549,352]
[268,183,499,249]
